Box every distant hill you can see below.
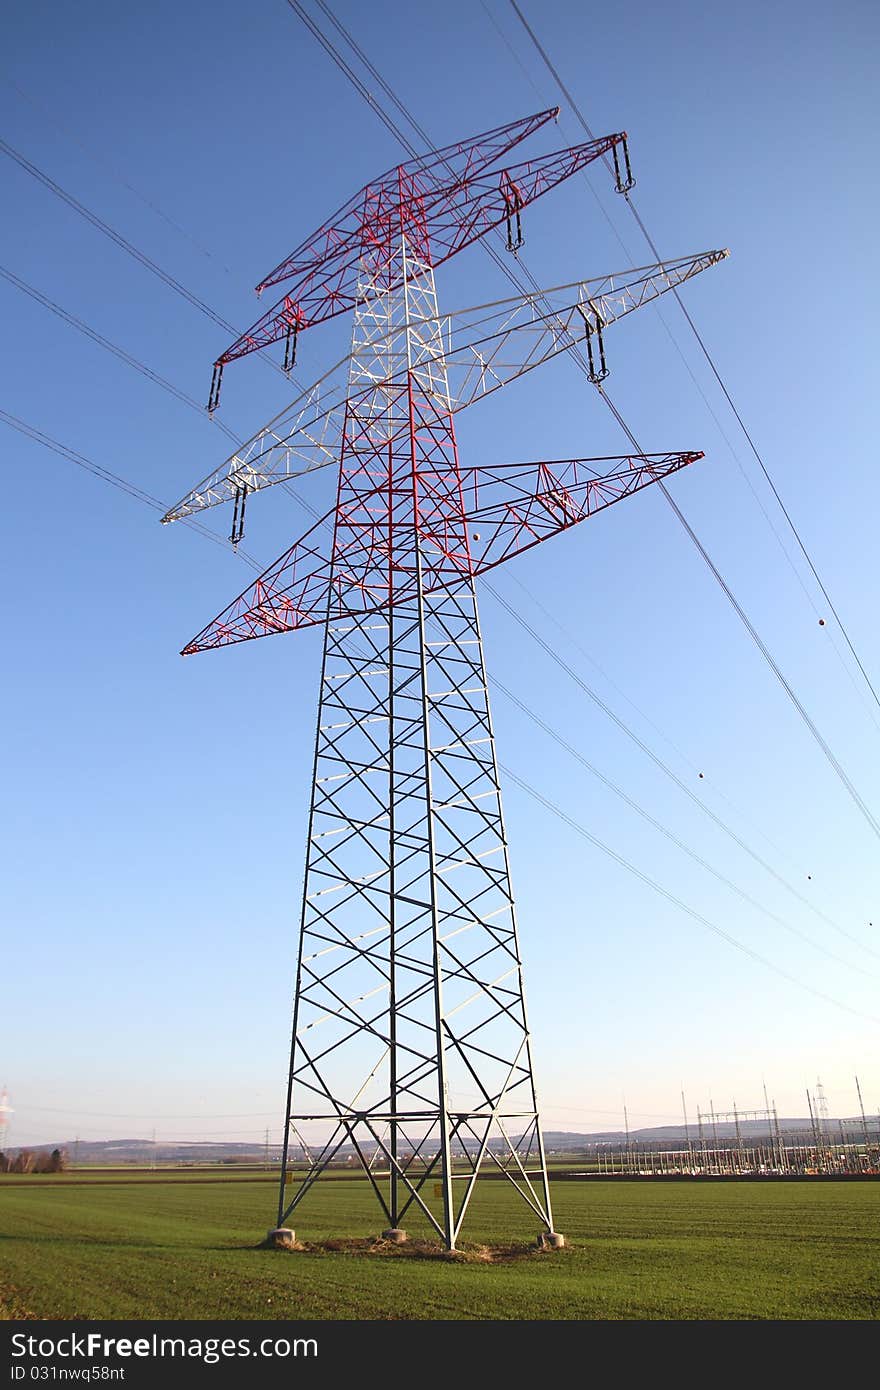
[6,1139,281,1165]
[6,1115,869,1166]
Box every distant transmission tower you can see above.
[815,1077,830,1128]
[0,1087,11,1152]
[164,109,724,1249]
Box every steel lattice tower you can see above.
[278,182,556,1246]
[164,109,726,1248]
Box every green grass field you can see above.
[1,1174,877,1320]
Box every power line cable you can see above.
[18,417,867,1028]
[480,0,880,739]
[22,1105,279,1119]
[13,397,873,1017]
[287,2,880,883]
[503,567,819,872]
[478,8,880,772]
[492,674,877,978]
[284,0,420,153]
[507,0,880,717]
[600,387,880,842]
[19,1098,704,1124]
[0,265,325,526]
[0,138,235,334]
[1,72,234,274]
[0,409,262,568]
[500,761,880,1026]
[484,578,880,960]
[285,1,554,299]
[287,6,789,823]
[477,240,880,833]
[295,1,880,844]
[16,371,870,975]
[0,137,302,396]
[0,264,239,442]
[7,423,873,1041]
[647,306,880,739]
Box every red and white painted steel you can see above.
[165,110,724,1247]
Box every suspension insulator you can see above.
[500,170,525,253]
[207,361,225,414]
[283,320,298,374]
[229,484,248,546]
[584,304,609,384]
[505,204,524,253]
[612,136,635,194]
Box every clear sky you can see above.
[2,0,878,1150]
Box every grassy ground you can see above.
[0,1174,877,1320]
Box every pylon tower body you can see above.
[276,173,555,1247]
[163,109,724,1251]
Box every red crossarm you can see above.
[215,134,630,370]
[254,107,559,295]
[182,452,701,654]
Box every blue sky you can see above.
[2,0,878,1149]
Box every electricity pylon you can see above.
[164,109,725,1249]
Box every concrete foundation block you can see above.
[381,1228,408,1244]
[536,1231,565,1249]
[266,1227,296,1249]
